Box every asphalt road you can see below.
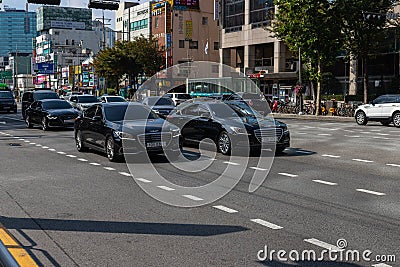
[0,111,398,267]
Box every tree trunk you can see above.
[315,60,322,116]
[363,57,368,104]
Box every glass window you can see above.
[155,18,159,28]
[0,91,14,99]
[105,105,158,121]
[84,106,97,119]
[214,42,219,50]
[179,40,185,48]
[42,101,72,110]
[189,41,198,49]
[181,104,200,116]
[77,96,99,103]
[202,17,208,25]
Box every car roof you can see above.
[39,99,65,102]
[102,102,141,107]
[27,90,56,94]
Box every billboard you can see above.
[36,63,54,74]
[173,0,199,10]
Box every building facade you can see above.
[0,7,37,57]
[220,0,298,99]
[116,2,151,41]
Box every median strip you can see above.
[0,225,39,267]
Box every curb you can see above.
[272,113,355,122]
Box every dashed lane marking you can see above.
[278,173,298,178]
[352,159,374,163]
[118,172,132,177]
[356,189,386,196]
[157,185,175,191]
[41,146,49,149]
[182,195,204,201]
[66,155,77,158]
[103,167,116,171]
[312,180,338,186]
[322,154,341,158]
[304,238,343,251]
[250,219,283,230]
[77,158,88,162]
[213,205,238,213]
[135,178,152,183]
[386,163,400,168]
[90,163,101,166]
[223,161,240,166]
[48,148,56,152]
[57,152,66,155]
[250,167,268,171]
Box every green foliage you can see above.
[93,36,164,91]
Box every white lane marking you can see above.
[304,238,343,251]
[386,163,400,168]
[48,148,56,152]
[29,142,36,145]
[372,136,390,140]
[376,133,389,136]
[213,205,238,213]
[66,155,77,158]
[103,167,116,171]
[157,185,175,191]
[223,161,240,166]
[262,148,272,151]
[352,158,374,163]
[41,146,49,149]
[118,172,132,177]
[312,180,338,186]
[13,136,19,139]
[322,154,341,158]
[303,126,316,129]
[344,135,361,138]
[18,139,25,141]
[356,189,386,196]
[24,140,30,143]
[250,219,283,230]
[57,152,66,155]
[250,167,268,171]
[35,144,42,147]
[372,263,393,267]
[317,133,332,136]
[136,178,152,183]
[297,150,313,154]
[182,195,204,201]
[278,173,298,178]
[90,163,101,166]
[77,158,88,162]
[296,132,308,135]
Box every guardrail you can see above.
[0,239,19,267]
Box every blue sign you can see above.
[166,33,171,48]
[36,63,54,74]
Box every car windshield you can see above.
[42,101,73,110]
[0,91,13,99]
[227,102,264,118]
[78,96,98,103]
[147,97,174,106]
[240,93,261,99]
[177,94,191,99]
[104,105,159,122]
[34,92,58,100]
[106,97,126,102]
[208,103,239,118]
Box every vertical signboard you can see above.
[185,20,192,40]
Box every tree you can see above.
[335,0,396,103]
[93,46,122,93]
[272,0,342,115]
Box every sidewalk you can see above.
[272,113,355,122]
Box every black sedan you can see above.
[74,102,181,162]
[167,99,290,155]
[25,99,79,131]
[142,96,176,118]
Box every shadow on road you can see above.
[0,216,248,237]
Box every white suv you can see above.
[355,94,400,127]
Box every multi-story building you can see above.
[220,0,298,99]
[34,6,102,92]
[93,20,116,48]
[0,6,37,57]
[116,2,151,41]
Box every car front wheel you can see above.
[106,137,121,162]
[25,116,32,128]
[393,112,400,128]
[217,131,231,155]
[75,131,88,152]
[355,111,368,125]
[41,118,49,131]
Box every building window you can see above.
[66,39,69,45]
[71,40,75,45]
[250,0,274,25]
[223,0,245,29]
[179,40,185,48]
[214,42,219,50]
[189,41,198,49]
[202,17,208,25]
[155,18,159,28]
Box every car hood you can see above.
[219,116,285,129]
[107,118,179,133]
[47,108,78,116]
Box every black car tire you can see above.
[380,120,391,126]
[393,112,400,128]
[75,131,89,152]
[355,111,368,125]
[217,131,231,155]
[41,117,49,131]
[25,116,33,128]
[106,136,121,162]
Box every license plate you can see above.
[262,137,278,143]
[63,119,75,124]
[146,142,166,148]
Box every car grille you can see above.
[254,128,283,142]
[61,115,76,120]
[137,133,172,147]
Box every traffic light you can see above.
[88,0,120,10]
[27,0,61,4]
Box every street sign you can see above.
[36,63,54,74]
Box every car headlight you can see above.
[47,115,58,120]
[171,128,180,137]
[115,131,136,140]
[230,126,249,135]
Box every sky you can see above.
[1,0,120,29]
